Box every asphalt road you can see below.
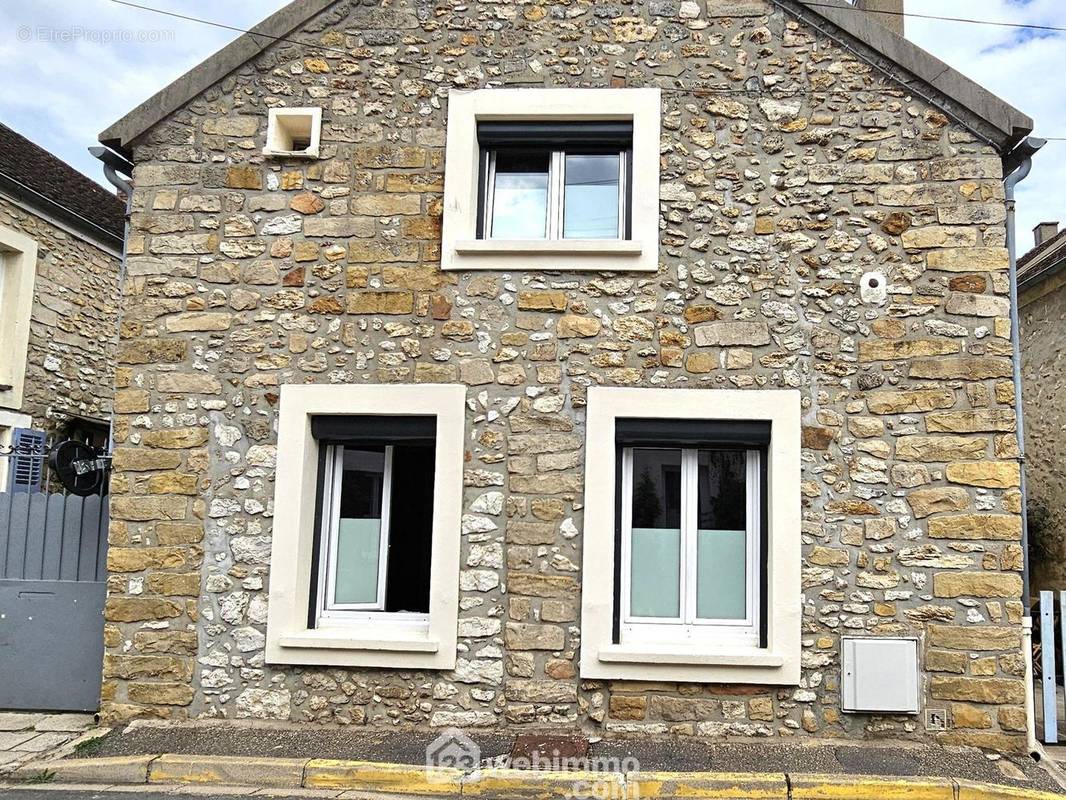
[2,793,291,800]
[2,797,360,800]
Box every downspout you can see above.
[1002,135,1045,756]
[89,146,134,456]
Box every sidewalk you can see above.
[0,714,99,773]
[5,720,1065,798]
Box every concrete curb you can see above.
[15,754,157,784]
[11,755,1066,799]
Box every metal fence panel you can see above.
[0,491,108,581]
[0,493,9,576]
[59,494,83,581]
[82,493,105,582]
[5,493,30,579]
[1040,591,1059,744]
[0,579,106,711]
[40,492,67,580]
[0,490,110,711]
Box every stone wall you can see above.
[1021,274,1066,591]
[0,195,120,439]
[103,0,1028,752]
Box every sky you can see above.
[0,0,1062,251]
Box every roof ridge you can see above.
[99,0,1032,155]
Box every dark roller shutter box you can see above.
[310,415,436,446]
[614,418,771,449]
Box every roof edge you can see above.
[791,0,1032,151]
[1019,236,1066,291]
[98,0,338,155]
[100,0,1034,156]
[0,174,123,252]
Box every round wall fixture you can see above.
[49,440,105,496]
[860,271,887,305]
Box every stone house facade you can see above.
[0,122,124,489]
[1018,224,1066,592]
[97,0,1037,753]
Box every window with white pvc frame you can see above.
[314,439,434,629]
[619,446,762,648]
[476,123,632,242]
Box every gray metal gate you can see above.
[1037,591,1066,744]
[0,491,109,711]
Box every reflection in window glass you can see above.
[563,154,620,239]
[629,448,682,618]
[334,448,385,605]
[696,450,747,620]
[490,151,550,239]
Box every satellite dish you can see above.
[49,440,105,496]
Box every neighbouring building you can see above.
[96,0,1038,752]
[0,122,124,491]
[1018,223,1066,592]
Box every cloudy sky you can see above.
[1,0,1062,249]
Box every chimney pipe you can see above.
[854,0,905,37]
[1033,221,1059,247]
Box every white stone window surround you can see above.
[440,88,661,273]
[579,387,802,685]
[265,383,465,670]
[0,225,39,412]
[263,107,322,159]
[0,411,32,489]
[618,446,762,647]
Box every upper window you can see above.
[477,122,632,241]
[440,88,661,272]
[617,422,766,649]
[311,416,435,627]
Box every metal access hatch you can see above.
[841,636,919,714]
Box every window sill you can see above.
[454,239,643,256]
[263,148,320,159]
[596,644,785,668]
[277,630,439,653]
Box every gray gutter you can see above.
[1002,135,1045,754]
[90,146,134,458]
[98,0,338,157]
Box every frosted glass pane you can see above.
[630,527,681,618]
[334,517,381,604]
[696,529,746,620]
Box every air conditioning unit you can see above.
[841,636,919,714]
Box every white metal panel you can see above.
[841,637,919,714]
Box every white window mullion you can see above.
[548,149,564,239]
[747,449,760,636]
[681,448,697,626]
[484,150,498,237]
[322,445,343,616]
[375,445,394,610]
[620,447,633,623]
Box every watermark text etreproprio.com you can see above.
[17,26,175,44]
